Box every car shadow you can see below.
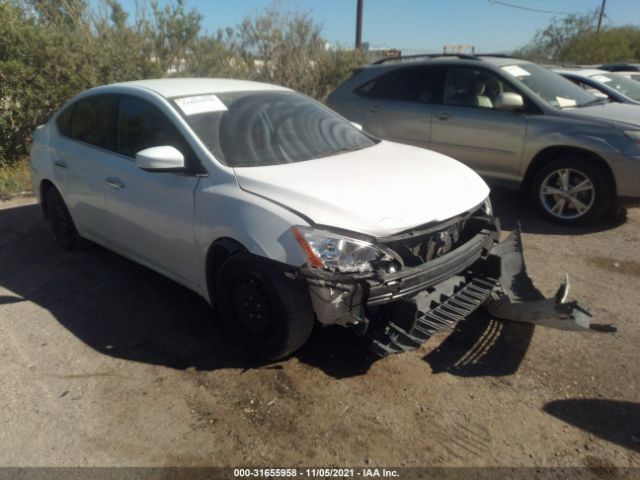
[0,202,531,379]
[0,203,256,371]
[422,309,534,377]
[489,186,627,235]
[543,399,640,453]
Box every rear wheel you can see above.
[216,253,314,360]
[45,187,86,250]
[531,157,613,226]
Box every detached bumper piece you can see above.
[484,226,603,332]
[367,226,604,358]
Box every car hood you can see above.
[233,140,490,238]
[566,102,640,127]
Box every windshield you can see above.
[590,73,640,101]
[620,72,640,83]
[501,63,597,108]
[173,90,376,167]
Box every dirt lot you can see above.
[0,190,639,471]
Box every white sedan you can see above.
[30,78,593,359]
[554,68,640,105]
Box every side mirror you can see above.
[494,92,524,111]
[136,146,185,172]
[350,121,363,131]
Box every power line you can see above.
[486,0,574,15]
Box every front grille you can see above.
[381,209,487,268]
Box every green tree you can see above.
[146,0,202,74]
[562,26,640,64]
[238,6,325,94]
[514,9,640,64]
[0,0,369,165]
[184,28,253,78]
[313,47,368,101]
[513,11,597,63]
[92,0,162,83]
[0,0,96,162]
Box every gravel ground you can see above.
[0,191,638,472]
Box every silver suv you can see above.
[328,54,640,225]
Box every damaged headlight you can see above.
[292,226,394,273]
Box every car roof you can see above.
[600,63,640,70]
[553,68,611,78]
[365,54,530,69]
[94,78,290,98]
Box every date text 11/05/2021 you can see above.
[233,468,400,477]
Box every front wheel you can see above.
[531,157,613,226]
[216,253,314,360]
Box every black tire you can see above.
[530,156,613,226]
[216,253,314,360]
[45,187,86,251]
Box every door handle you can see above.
[436,112,452,121]
[105,177,125,190]
[53,159,67,169]
[370,105,380,113]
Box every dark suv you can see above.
[328,54,640,225]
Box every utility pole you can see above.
[597,0,606,33]
[355,0,363,49]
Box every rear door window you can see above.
[67,95,116,150]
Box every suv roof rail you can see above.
[474,53,517,59]
[371,53,478,65]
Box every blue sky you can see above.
[113,0,640,52]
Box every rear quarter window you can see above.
[355,66,442,103]
[55,104,73,137]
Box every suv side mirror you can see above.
[136,146,185,172]
[494,93,524,111]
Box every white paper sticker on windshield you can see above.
[592,74,612,83]
[556,96,577,108]
[175,95,228,115]
[501,65,531,77]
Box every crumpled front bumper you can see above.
[302,223,610,357]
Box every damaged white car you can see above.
[30,79,596,360]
